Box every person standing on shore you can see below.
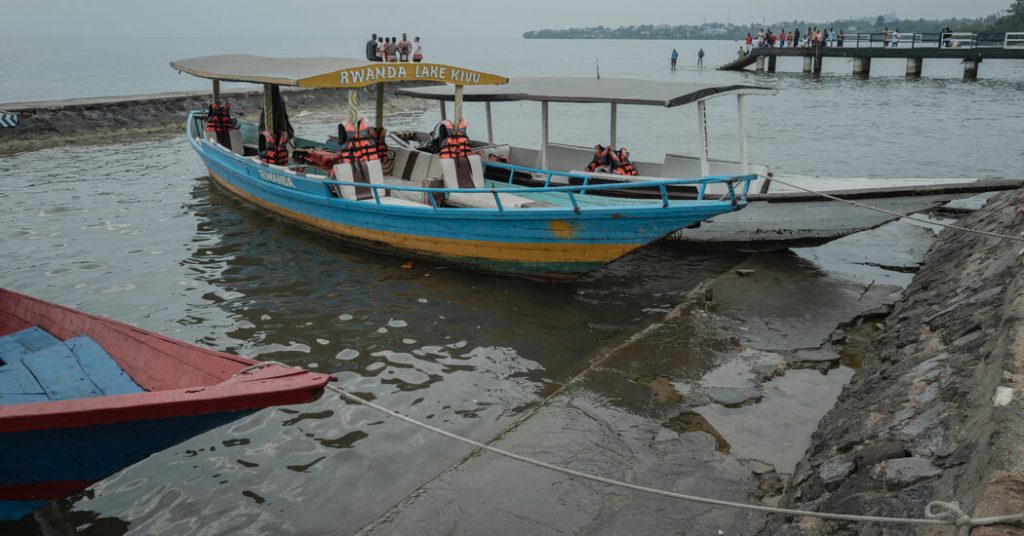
[387,37,398,62]
[376,37,386,62]
[412,37,423,62]
[697,48,704,67]
[670,48,678,69]
[366,34,379,61]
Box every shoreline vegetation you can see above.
[524,2,1024,40]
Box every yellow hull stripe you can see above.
[208,171,640,263]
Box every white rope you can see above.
[769,178,1024,243]
[325,384,1024,531]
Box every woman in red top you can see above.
[745,33,753,51]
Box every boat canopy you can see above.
[398,77,776,107]
[170,55,509,88]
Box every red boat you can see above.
[0,288,332,521]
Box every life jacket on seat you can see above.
[584,145,614,173]
[337,119,379,163]
[612,148,638,176]
[437,118,472,159]
[368,126,388,165]
[260,130,290,165]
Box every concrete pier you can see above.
[755,55,765,72]
[813,51,823,74]
[964,57,981,79]
[802,55,813,73]
[767,55,777,73]
[906,57,923,78]
[852,57,872,78]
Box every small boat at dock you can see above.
[399,77,1023,249]
[0,288,331,521]
[170,55,756,280]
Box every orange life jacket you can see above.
[338,119,379,163]
[368,126,388,164]
[612,148,638,176]
[438,118,472,159]
[260,130,289,165]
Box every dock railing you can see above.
[834,31,1018,50]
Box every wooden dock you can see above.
[719,32,1024,79]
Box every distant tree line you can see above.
[524,2,1024,40]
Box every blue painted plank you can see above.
[20,344,103,401]
[7,326,61,352]
[63,336,143,396]
[0,393,50,405]
[0,499,48,522]
[0,359,46,397]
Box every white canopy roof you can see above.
[398,77,776,107]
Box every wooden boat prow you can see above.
[0,288,331,521]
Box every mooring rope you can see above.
[323,383,1024,533]
[769,177,1024,243]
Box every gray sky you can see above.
[3,0,1012,38]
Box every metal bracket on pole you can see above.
[697,100,710,178]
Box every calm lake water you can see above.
[0,35,1022,534]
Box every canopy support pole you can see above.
[697,99,710,178]
[737,95,748,175]
[541,101,549,170]
[485,101,494,144]
[454,85,464,125]
[375,84,384,131]
[610,103,617,148]
[212,80,220,102]
[263,84,274,133]
[440,100,447,121]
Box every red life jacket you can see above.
[338,119,379,163]
[260,130,289,165]
[612,148,638,176]
[368,126,388,164]
[218,101,233,131]
[206,102,223,133]
[438,118,472,159]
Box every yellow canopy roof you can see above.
[170,55,508,88]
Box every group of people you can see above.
[669,48,705,69]
[881,27,902,48]
[365,33,423,63]
[743,28,845,51]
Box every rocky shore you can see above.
[769,188,1024,536]
[0,86,416,155]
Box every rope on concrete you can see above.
[325,383,1024,532]
[769,178,1024,243]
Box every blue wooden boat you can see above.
[0,288,331,521]
[170,55,755,281]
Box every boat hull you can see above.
[0,410,252,521]
[195,139,740,281]
[673,193,960,248]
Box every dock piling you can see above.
[906,58,923,78]
[963,57,981,80]
[767,55,777,73]
[813,50,823,74]
[755,55,765,72]
[852,57,872,78]
[802,56,813,73]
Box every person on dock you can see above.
[366,34,379,61]
[398,34,412,62]
[697,48,705,67]
[828,28,837,46]
[745,33,753,51]
[837,30,845,47]
[793,28,800,48]
[891,29,900,48]
[883,27,890,48]
[671,48,678,69]
[413,37,423,62]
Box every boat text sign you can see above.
[299,63,508,88]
